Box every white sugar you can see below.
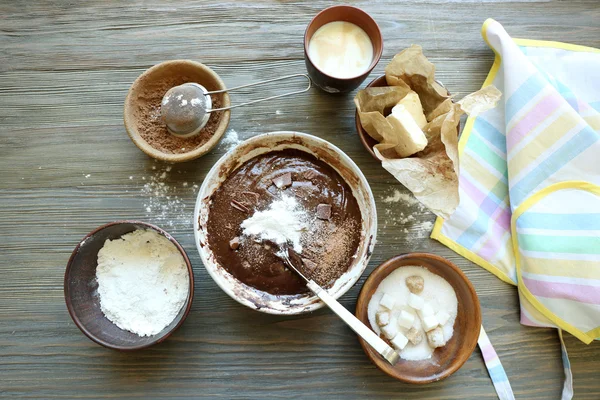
[368,266,458,361]
[240,195,307,253]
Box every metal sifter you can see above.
[161,74,312,138]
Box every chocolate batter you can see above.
[206,149,362,295]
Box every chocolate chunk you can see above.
[304,170,319,180]
[316,204,332,220]
[230,199,249,213]
[229,237,240,250]
[301,258,318,272]
[240,191,259,206]
[272,172,292,189]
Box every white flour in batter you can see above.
[96,229,189,337]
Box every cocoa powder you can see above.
[134,75,224,154]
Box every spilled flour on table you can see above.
[218,129,242,151]
[139,163,199,229]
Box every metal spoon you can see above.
[278,246,399,366]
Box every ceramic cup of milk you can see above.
[304,6,383,93]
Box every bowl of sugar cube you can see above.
[355,252,481,383]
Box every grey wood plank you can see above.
[1,0,599,398]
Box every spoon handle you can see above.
[306,280,399,366]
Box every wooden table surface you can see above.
[1,1,599,398]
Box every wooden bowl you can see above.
[355,253,481,383]
[124,60,231,163]
[64,221,194,350]
[355,75,458,160]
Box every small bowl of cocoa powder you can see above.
[124,60,231,162]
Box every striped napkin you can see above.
[432,19,600,398]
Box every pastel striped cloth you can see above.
[478,326,515,400]
[431,18,600,398]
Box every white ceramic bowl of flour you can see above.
[194,131,377,315]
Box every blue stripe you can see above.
[505,74,547,121]
[590,101,600,112]
[518,212,600,230]
[473,118,507,155]
[511,125,600,205]
[488,363,509,382]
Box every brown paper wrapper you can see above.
[356,45,502,218]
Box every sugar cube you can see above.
[406,327,423,345]
[436,310,451,326]
[381,323,398,339]
[379,293,396,310]
[391,332,409,350]
[427,327,446,348]
[397,310,415,329]
[422,315,439,332]
[376,310,390,327]
[418,303,434,319]
[407,293,424,310]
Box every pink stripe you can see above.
[480,343,498,362]
[461,177,487,206]
[523,276,600,305]
[477,206,511,260]
[507,94,562,152]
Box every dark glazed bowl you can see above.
[304,5,382,94]
[355,253,481,383]
[64,221,194,351]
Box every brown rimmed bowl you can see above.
[64,221,194,351]
[355,253,481,383]
[124,60,231,163]
[304,5,383,93]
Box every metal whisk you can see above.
[160,74,312,138]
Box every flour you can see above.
[240,195,307,252]
[219,129,242,151]
[96,229,190,337]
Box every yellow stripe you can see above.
[520,294,554,326]
[522,258,600,280]
[462,152,506,189]
[509,111,577,177]
[511,181,600,344]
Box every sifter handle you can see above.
[206,74,311,112]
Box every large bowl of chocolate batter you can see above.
[194,132,377,315]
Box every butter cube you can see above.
[379,293,396,310]
[376,310,390,327]
[436,310,451,326]
[422,315,439,332]
[427,327,446,348]
[397,310,415,329]
[397,91,427,128]
[385,104,428,158]
[391,332,409,350]
[381,323,398,339]
[418,303,434,319]
[407,293,424,310]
